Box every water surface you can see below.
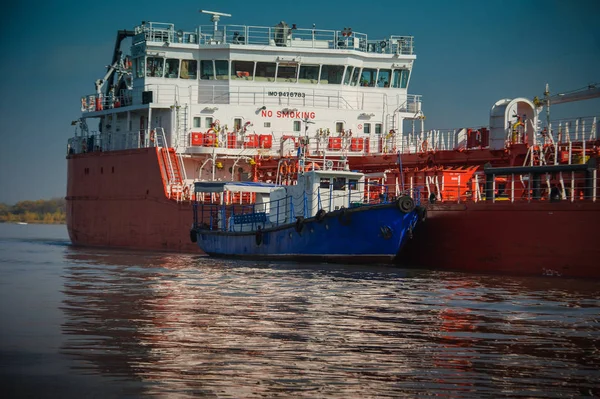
[1,223,598,397]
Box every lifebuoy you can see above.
[279,162,289,176]
[421,140,428,152]
[149,130,156,142]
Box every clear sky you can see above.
[0,0,598,205]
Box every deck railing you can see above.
[134,21,414,55]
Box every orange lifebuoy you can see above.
[421,140,428,152]
[279,162,289,176]
[149,130,155,142]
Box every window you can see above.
[277,63,298,82]
[146,57,163,77]
[298,65,319,84]
[320,65,344,84]
[343,66,354,85]
[364,123,371,134]
[135,58,145,78]
[255,62,276,81]
[165,59,179,78]
[180,60,197,79]
[215,60,229,80]
[264,122,271,128]
[200,60,214,80]
[336,122,344,133]
[206,117,213,127]
[392,69,410,88]
[231,60,254,80]
[349,179,358,190]
[375,123,382,134]
[293,121,301,132]
[333,177,346,191]
[320,178,330,189]
[193,117,201,128]
[234,118,242,131]
[360,68,377,86]
[350,67,361,86]
[377,69,391,88]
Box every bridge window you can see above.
[256,62,276,81]
[193,117,201,128]
[377,69,391,88]
[206,117,213,127]
[364,123,371,134]
[375,123,382,134]
[349,179,358,190]
[180,60,197,79]
[360,68,377,87]
[320,65,344,84]
[135,58,145,78]
[165,59,179,78]
[200,60,214,80]
[336,122,344,133]
[215,60,229,80]
[298,65,319,84]
[146,57,163,77]
[350,67,361,86]
[277,63,298,82]
[231,60,254,80]
[392,69,410,88]
[319,178,330,189]
[343,66,354,85]
[293,121,301,132]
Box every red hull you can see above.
[66,148,200,253]
[401,201,600,278]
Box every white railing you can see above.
[134,21,414,55]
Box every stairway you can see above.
[159,148,186,199]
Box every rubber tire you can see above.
[255,229,263,246]
[190,229,197,243]
[295,217,305,233]
[338,209,351,226]
[397,196,415,213]
[417,206,427,222]
[315,209,327,223]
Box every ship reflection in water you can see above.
[61,247,600,398]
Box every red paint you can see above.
[191,132,203,146]
[259,134,272,149]
[66,148,201,253]
[401,201,600,278]
[350,137,364,151]
[328,137,342,150]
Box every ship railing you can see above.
[191,24,413,55]
[192,184,417,232]
[404,164,599,204]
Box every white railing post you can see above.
[511,174,515,203]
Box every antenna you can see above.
[200,9,232,34]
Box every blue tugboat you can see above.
[190,160,423,263]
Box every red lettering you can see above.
[260,110,273,117]
[272,110,316,118]
[276,111,282,118]
[309,112,315,119]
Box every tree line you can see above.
[0,198,66,224]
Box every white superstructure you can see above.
[69,12,425,191]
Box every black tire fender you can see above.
[396,196,415,213]
[190,229,197,243]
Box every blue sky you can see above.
[0,0,598,204]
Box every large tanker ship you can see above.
[66,11,600,277]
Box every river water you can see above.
[0,223,598,398]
